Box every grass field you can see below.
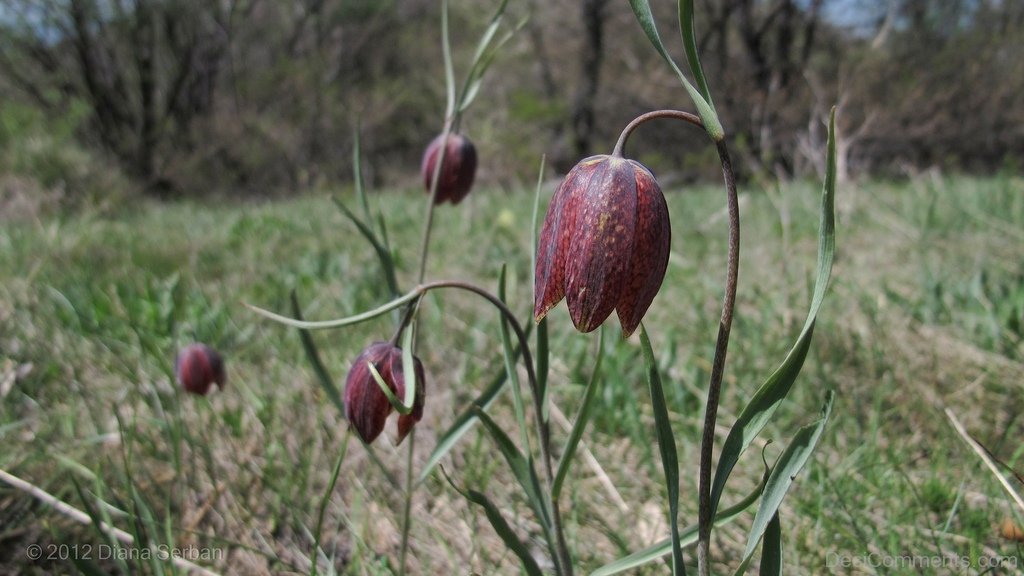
[2,173,1023,575]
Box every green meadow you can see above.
[2,174,1023,574]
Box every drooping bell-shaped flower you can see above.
[175,343,227,396]
[534,154,670,337]
[344,342,425,444]
[421,132,478,204]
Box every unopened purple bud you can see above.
[421,133,478,205]
[175,343,226,396]
[344,342,425,444]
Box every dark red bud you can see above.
[421,133,478,205]
[175,343,226,396]
[344,342,426,444]
[534,155,670,337]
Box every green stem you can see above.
[417,116,453,283]
[398,429,416,575]
[696,139,740,576]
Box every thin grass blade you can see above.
[333,198,399,298]
[498,264,531,452]
[71,477,131,575]
[442,468,544,576]
[352,125,371,225]
[553,325,605,499]
[311,435,350,576]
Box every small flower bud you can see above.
[344,342,425,444]
[421,133,478,205]
[534,155,671,337]
[175,343,226,396]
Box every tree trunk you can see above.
[570,0,608,160]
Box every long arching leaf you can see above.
[709,108,837,521]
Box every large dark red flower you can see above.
[175,343,226,396]
[421,133,478,204]
[344,342,425,444]
[534,155,670,337]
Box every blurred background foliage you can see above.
[1,0,1022,206]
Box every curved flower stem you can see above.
[420,280,573,576]
[696,139,740,576]
[612,109,702,157]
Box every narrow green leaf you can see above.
[758,513,783,576]
[553,326,605,499]
[459,19,523,112]
[334,198,399,298]
[498,264,532,453]
[677,0,714,108]
[531,156,549,423]
[734,391,835,574]
[442,468,544,576]
[71,477,130,575]
[469,14,502,74]
[537,317,550,423]
[352,125,370,225]
[709,108,837,521]
[418,328,531,483]
[311,436,350,576]
[639,324,684,575]
[475,408,552,530]
[367,361,413,415]
[627,0,678,71]
[625,0,722,139]
[459,79,485,113]
[441,0,456,118]
[590,466,769,576]
[401,319,418,410]
[247,289,421,330]
[290,291,344,414]
[128,484,165,576]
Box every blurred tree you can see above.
[2,0,1022,198]
[0,0,228,192]
[570,0,609,161]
